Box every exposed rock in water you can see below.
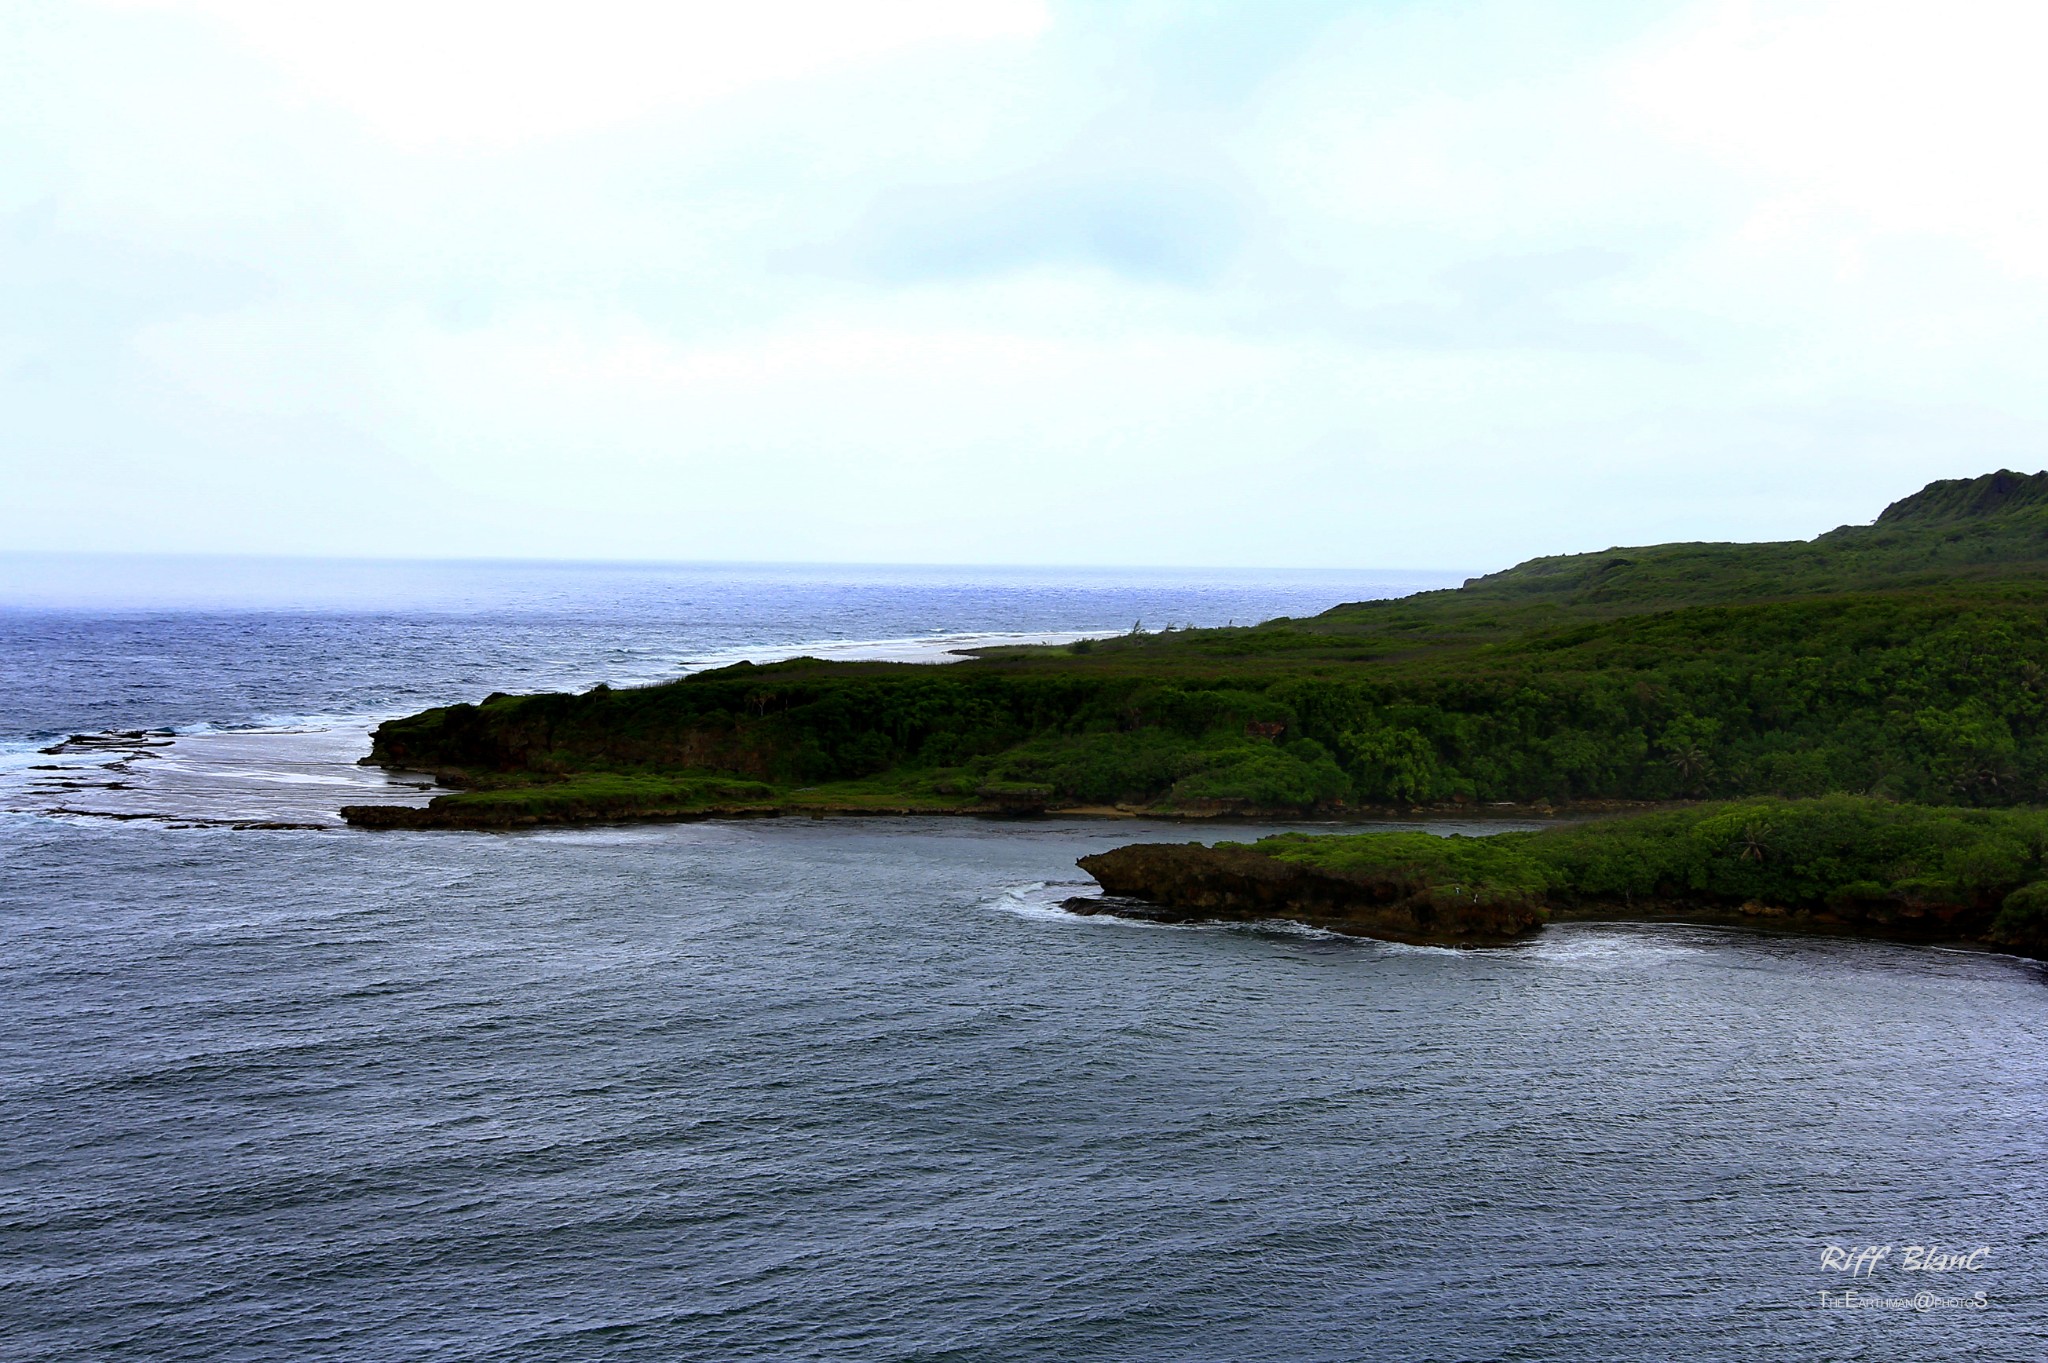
[1073,842,1546,947]
[40,730,174,755]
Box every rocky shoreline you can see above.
[339,797,1574,830]
[338,780,1634,830]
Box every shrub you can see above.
[1990,881,2048,954]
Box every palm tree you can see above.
[1665,742,1712,794]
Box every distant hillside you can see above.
[1295,468,2048,646]
[1876,469,2048,524]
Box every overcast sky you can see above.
[5,0,2046,570]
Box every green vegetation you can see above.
[351,470,2048,824]
[1256,828,1555,898]
[1260,797,2046,922]
[1090,798,2048,955]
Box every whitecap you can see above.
[1515,925,1711,969]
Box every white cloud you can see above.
[6,0,2048,566]
[102,0,1050,150]
[1623,0,2048,274]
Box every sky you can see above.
[5,0,2048,571]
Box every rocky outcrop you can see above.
[1072,842,1547,946]
[1072,840,2043,957]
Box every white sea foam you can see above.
[0,721,437,828]
[986,880,1099,922]
[985,880,1214,932]
[667,629,1106,677]
[991,883,1421,949]
[1377,938,1472,956]
[1516,925,1710,969]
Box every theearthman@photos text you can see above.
[1813,1242,1995,1312]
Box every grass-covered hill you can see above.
[1135,465,2048,654]
[348,471,2048,826]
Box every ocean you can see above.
[2,555,2042,1361]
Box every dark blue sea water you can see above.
[0,556,1444,740]
[2,556,2043,1361]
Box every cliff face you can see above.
[1073,843,1547,946]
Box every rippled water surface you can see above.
[2,557,2044,1361]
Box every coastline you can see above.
[337,792,1623,831]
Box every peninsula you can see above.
[348,470,2048,827]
